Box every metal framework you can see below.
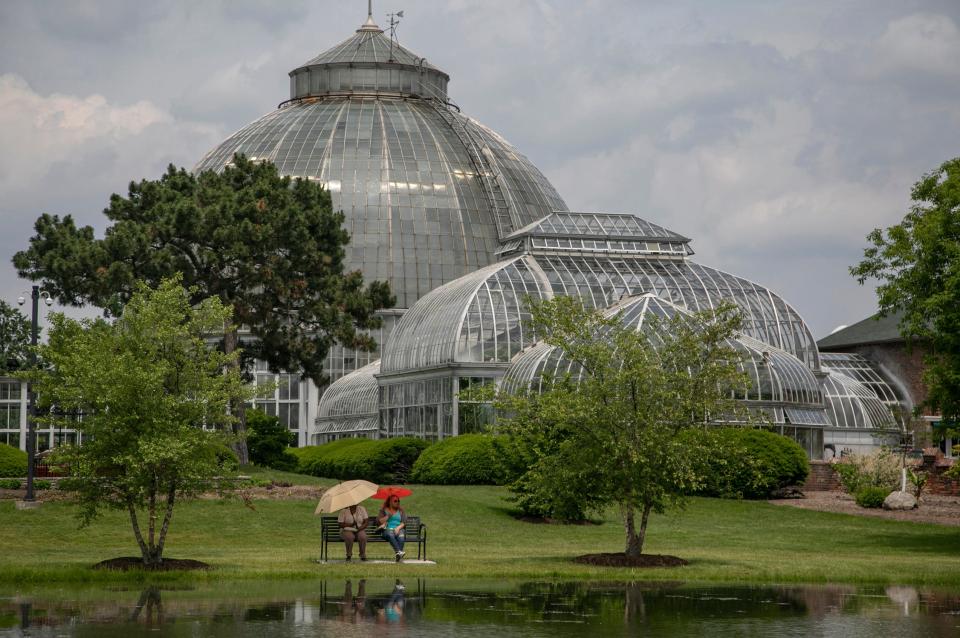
[820,369,898,431]
[382,212,820,374]
[500,294,827,428]
[314,361,381,443]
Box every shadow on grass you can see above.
[486,503,608,526]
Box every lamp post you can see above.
[17,286,52,503]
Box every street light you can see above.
[17,286,52,503]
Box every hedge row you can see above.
[291,438,429,483]
[410,434,508,485]
[681,427,810,499]
[0,443,26,478]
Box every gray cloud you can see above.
[1,0,958,338]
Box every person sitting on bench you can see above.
[377,495,407,561]
[338,504,369,561]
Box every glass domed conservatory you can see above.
[318,209,901,457]
[191,8,902,457]
[194,8,565,442]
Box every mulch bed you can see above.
[769,490,960,526]
[93,557,211,572]
[573,552,688,568]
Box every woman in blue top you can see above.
[377,495,407,561]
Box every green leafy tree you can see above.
[496,296,749,557]
[13,155,395,462]
[0,300,32,374]
[246,408,297,471]
[851,157,960,426]
[26,277,251,567]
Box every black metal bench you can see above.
[320,515,427,562]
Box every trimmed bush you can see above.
[0,479,20,489]
[683,427,810,499]
[411,434,507,485]
[295,437,430,483]
[246,408,297,471]
[291,438,369,475]
[855,486,891,508]
[0,443,26,478]
[33,479,52,490]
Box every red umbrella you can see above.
[372,486,413,500]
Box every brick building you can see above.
[817,311,948,455]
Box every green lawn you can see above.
[1,469,958,586]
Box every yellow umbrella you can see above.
[314,480,378,515]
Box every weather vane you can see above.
[387,8,404,62]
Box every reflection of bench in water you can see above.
[319,579,426,623]
[319,515,427,561]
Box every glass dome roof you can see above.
[819,352,902,406]
[499,293,827,426]
[315,360,380,436]
[820,369,897,430]
[194,14,567,310]
[381,212,820,374]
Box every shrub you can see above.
[834,448,902,495]
[246,408,297,471]
[682,427,810,499]
[410,434,507,485]
[295,438,430,483]
[492,434,593,521]
[0,443,27,478]
[292,438,370,475]
[855,486,891,508]
[209,443,240,474]
[0,478,20,489]
[33,479,52,490]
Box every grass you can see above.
[1,467,959,587]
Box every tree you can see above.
[246,408,297,471]
[0,301,32,374]
[13,155,395,462]
[495,296,749,557]
[851,157,960,425]
[26,277,251,567]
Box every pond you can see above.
[1,580,958,637]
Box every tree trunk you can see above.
[623,502,654,557]
[155,482,177,563]
[127,501,151,565]
[624,505,642,557]
[223,324,249,465]
[637,502,652,554]
[147,476,157,551]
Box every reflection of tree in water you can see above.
[423,581,859,628]
[5,582,960,635]
[129,587,163,625]
[623,583,646,624]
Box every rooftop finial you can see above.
[359,0,382,31]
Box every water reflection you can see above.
[333,579,415,626]
[1,580,958,637]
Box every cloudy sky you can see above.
[1,0,958,338]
